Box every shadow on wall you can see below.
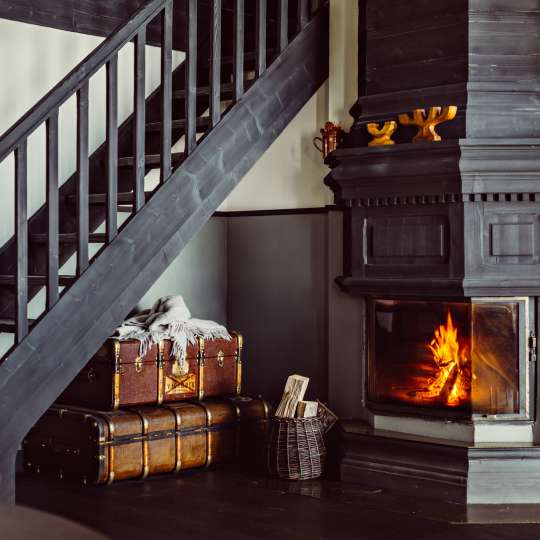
[227,213,328,405]
[133,218,228,324]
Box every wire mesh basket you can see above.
[267,416,326,480]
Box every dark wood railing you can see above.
[0,0,172,348]
[0,0,327,504]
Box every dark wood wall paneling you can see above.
[349,0,540,143]
[364,0,469,95]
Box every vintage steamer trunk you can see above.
[23,396,270,485]
[58,333,243,409]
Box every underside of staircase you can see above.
[0,0,329,502]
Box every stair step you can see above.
[29,233,107,244]
[172,79,255,100]
[117,152,185,168]
[146,117,211,133]
[0,318,38,333]
[88,191,154,205]
[0,275,76,287]
[66,191,153,209]
[219,49,277,66]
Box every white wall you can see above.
[137,217,228,324]
[219,82,332,211]
[329,0,359,127]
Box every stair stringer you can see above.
[0,5,329,468]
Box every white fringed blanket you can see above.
[114,296,231,374]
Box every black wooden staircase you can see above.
[0,0,328,502]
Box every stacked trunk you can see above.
[24,334,271,484]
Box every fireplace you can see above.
[368,298,529,420]
[323,0,540,506]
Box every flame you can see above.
[418,312,470,406]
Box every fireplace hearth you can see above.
[324,0,540,505]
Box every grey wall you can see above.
[136,217,228,324]
[326,210,367,419]
[226,213,329,405]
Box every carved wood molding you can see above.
[348,192,540,208]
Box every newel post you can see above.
[0,446,18,504]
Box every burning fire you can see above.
[418,312,470,406]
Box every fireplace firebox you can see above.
[368,298,530,419]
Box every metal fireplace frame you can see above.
[366,296,535,424]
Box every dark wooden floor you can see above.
[15,467,540,540]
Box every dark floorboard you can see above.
[15,467,540,540]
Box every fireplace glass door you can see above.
[368,299,524,416]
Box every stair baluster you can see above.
[256,0,267,78]
[160,1,173,184]
[210,0,222,128]
[45,110,59,309]
[234,0,245,102]
[15,140,28,344]
[279,0,289,52]
[134,30,146,210]
[185,0,198,156]
[298,0,309,30]
[106,54,119,240]
[76,81,90,275]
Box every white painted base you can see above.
[372,414,534,444]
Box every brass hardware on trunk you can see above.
[398,106,457,143]
[201,403,213,467]
[232,331,243,395]
[157,341,165,404]
[105,415,115,485]
[164,406,183,473]
[135,356,144,374]
[217,350,225,368]
[367,121,397,146]
[231,401,242,458]
[198,337,206,400]
[134,410,150,480]
[112,341,121,410]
